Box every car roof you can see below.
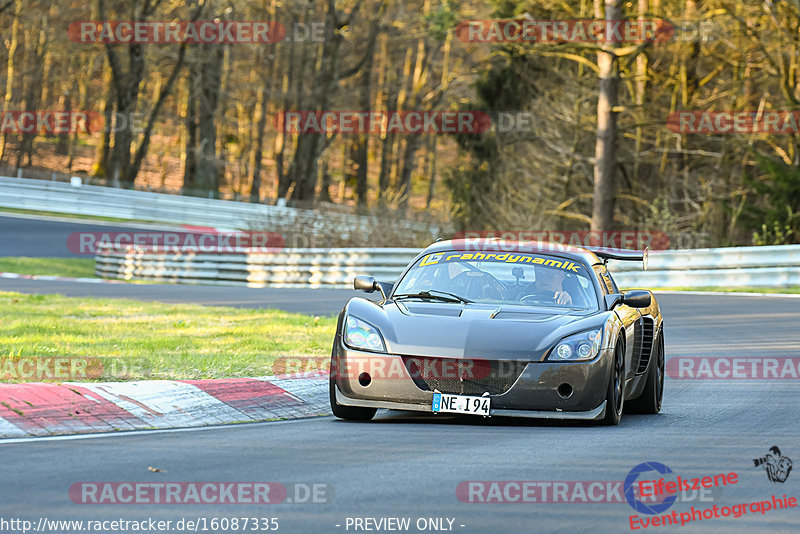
[421,239,603,266]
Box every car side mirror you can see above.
[604,294,623,310]
[622,290,651,308]
[354,275,377,292]
[354,275,389,300]
[605,291,651,309]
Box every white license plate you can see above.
[432,392,491,416]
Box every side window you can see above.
[593,265,615,294]
[606,271,620,293]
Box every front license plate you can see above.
[432,392,491,416]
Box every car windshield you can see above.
[393,250,599,310]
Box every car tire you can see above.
[329,374,377,421]
[601,338,625,425]
[626,331,664,414]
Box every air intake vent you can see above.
[401,356,527,396]
[636,316,655,375]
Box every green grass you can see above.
[0,257,96,278]
[0,291,336,382]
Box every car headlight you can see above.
[547,329,602,361]
[344,316,386,353]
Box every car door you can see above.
[594,264,641,381]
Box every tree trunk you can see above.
[182,68,198,192]
[99,0,203,188]
[398,134,423,213]
[591,0,623,232]
[105,44,143,188]
[425,134,437,209]
[17,15,49,168]
[377,90,398,206]
[276,20,298,200]
[250,84,269,202]
[285,0,363,204]
[56,90,71,155]
[632,0,648,182]
[127,37,196,188]
[0,0,21,163]
[92,63,114,177]
[319,155,332,203]
[349,9,379,208]
[284,4,315,203]
[195,42,224,196]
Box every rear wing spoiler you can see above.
[590,247,649,271]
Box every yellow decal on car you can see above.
[419,252,582,272]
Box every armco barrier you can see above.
[0,176,434,239]
[608,245,800,288]
[95,246,420,287]
[95,244,800,289]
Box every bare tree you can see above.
[0,0,21,163]
[98,0,205,187]
[591,0,623,232]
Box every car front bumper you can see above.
[332,340,613,420]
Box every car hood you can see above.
[343,298,610,361]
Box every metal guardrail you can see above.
[95,246,419,288]
[609,245,800,271]
[609,245,800,288]
[95,244,800,289]
[0,176,434,238]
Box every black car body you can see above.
[330,239,665,425]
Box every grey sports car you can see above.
[329,239,664,425]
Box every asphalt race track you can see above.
[0,213,360,315]
[1,293,799,533]
[0,214,177,258]
[0,277,358,315]
[2,215,799,532]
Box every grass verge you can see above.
[0,257,96,278]
[0,291,336,382]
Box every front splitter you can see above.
[335,386,607,420]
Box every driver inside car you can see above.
[413,262,504,301]
[528,266,577,306]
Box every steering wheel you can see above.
[452,271,507,301]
